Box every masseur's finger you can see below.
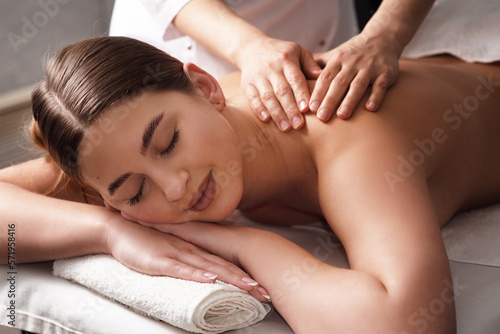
[300,47,322,80]
[309,62,342,116]
[315,68,357,121]
[245,84,271,123]
[257,80,292,131]
[282,64,311,128]
[269,74,304,129]
[336,70,371,119]
[365,72,391,112]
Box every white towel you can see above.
[402,0,500,63]
[53,255,270,334]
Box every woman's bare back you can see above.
[226,56,500,226]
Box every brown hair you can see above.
[31,36,194,186]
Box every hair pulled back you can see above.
[31,36,194,184]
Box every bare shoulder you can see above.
[219,72,243,98]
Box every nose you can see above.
[161,169,190,202]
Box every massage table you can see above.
[1,203,500,334]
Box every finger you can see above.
[301,48,322,79]
[244,84,271,122]
[313,52,328,67]
[186,259,269,302]
[179,249,264,291]
[309,62,341,113]
[283,64,310,114]
[269,75,304,130]
[147,256,221,283]
[247,286,271,303]
[336,71,371,119]
[365,73,390,112]
[150,255,268,302]
[316,69,356,121]
[257,80,292,131]
[195,250,249,277]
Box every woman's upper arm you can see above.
[318,145,453,308]
[0,157,57,192]
[0,157,88,202]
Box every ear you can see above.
[183,62,226,112]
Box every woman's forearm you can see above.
[234,229,395,333]
[0,182,109,263]
[233,228,454,333]
[149,221,454,332]
[164,223,393,332]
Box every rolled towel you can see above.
[53,255,270,334]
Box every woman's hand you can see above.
[142,220,245,264]
[236,36,322,131]
[310,33,401,121]
[104,212,270,302]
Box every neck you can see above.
[222,95,315,210]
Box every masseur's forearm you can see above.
[173,0,267,68]
[362,0,435,53]
[0,182,109,263]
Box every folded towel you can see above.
[402,0,500,63]
[53,255,270,334]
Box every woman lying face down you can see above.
[30,36,500,333]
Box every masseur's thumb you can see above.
[301,50,322,79]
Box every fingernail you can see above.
[367,101,376,111]
[258,287,271,301]
[299,100,308,112]
[292,116,302,129]
[317,107,329,120]
[204,272,218,280]
[310,101,320,112]
[242,277,259,286]
[337,106,349,118]
[260,110,269,120]
[280,120,291,131]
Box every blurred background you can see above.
[0,0,379,172]
[0,0,114,171]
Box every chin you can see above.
[210,193,242,222]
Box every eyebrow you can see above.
[108,172,132,196]
[140,113,165,155]
[107,113,166,197]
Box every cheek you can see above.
[122,194,184,224]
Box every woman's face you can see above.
[80,89,243,224]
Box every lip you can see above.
[188,172,216,212]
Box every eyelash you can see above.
[159,130,180,157]
[128,130,180,206]
[128,177,145,206]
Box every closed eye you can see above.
[159,130,180,157]
[128,177,145,206]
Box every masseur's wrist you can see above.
[360,16,406,57]
[230,31,271,70]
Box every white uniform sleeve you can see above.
[139,0,192,36]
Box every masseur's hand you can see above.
[105,212,269,301]
[310,33,401,121]
[236,36,322,131]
